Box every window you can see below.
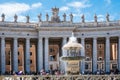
[18,59,20,64]
[8,61,10,65]
[86,57,90,61]
[112,64,117,69]
[8,51,10,55]
[98,44,102,49]
[49,55,56,61]
[50,48,52,52]
[98,57,102,60]
[49,48,54,52]
[86,44,90,49]
[30,60,32,64]
[30,52,32,56]
[6,60,10,65]
[18,52,20,55]
[85,63,89,69]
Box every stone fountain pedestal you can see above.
[61,32,85,75]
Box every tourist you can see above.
[17,71,23,75]
[40,69,46,75]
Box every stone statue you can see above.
[52,8,58,17]
[51,7,60,22]
[94,14,97,22]
[14,14,18,22]
[46,13,49,21]
[106,13,109,22]
[26,15,30,23]
[38,13,42,22]
[70,13,73,22]
[1,13,5,22]
[81,14,85,23]
[63,13,66,22]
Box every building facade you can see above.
[0,7,120,74]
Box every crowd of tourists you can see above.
[0,68,120,75]
[0,69,62,75]
[84,68,119,75]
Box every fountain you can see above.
[61,32,85,75]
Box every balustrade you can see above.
[0,75,120,80]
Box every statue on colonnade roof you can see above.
[51,6,60,22]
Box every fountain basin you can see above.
[61,56,85,61]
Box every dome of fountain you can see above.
[62,32,83,51]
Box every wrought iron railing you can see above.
[0,75,120,80]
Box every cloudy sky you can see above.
[0,0,119,22]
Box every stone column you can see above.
[118,36,120,71]
[37,37,43,72]
[44,37,49,71]
[62,37,67,56]
[25,38,30,73]
[62,37,67,73]
[81,38,85,74]
[92,37,97,73]
[0,37,6,74]
[13,37,18,72]
[105,37,110,73]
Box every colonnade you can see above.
[0,36,120,74]
[62,36,120,73]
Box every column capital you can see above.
[38,37,43,39]
[81,37,85,40]
[45,37,49,39]
[14,37,18,40]
[38,37,43,42]
[1,37,5,39]
[93,37,97,39]
[106,36,110,39]
[26,37,30,40]
[63,37,67,39]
